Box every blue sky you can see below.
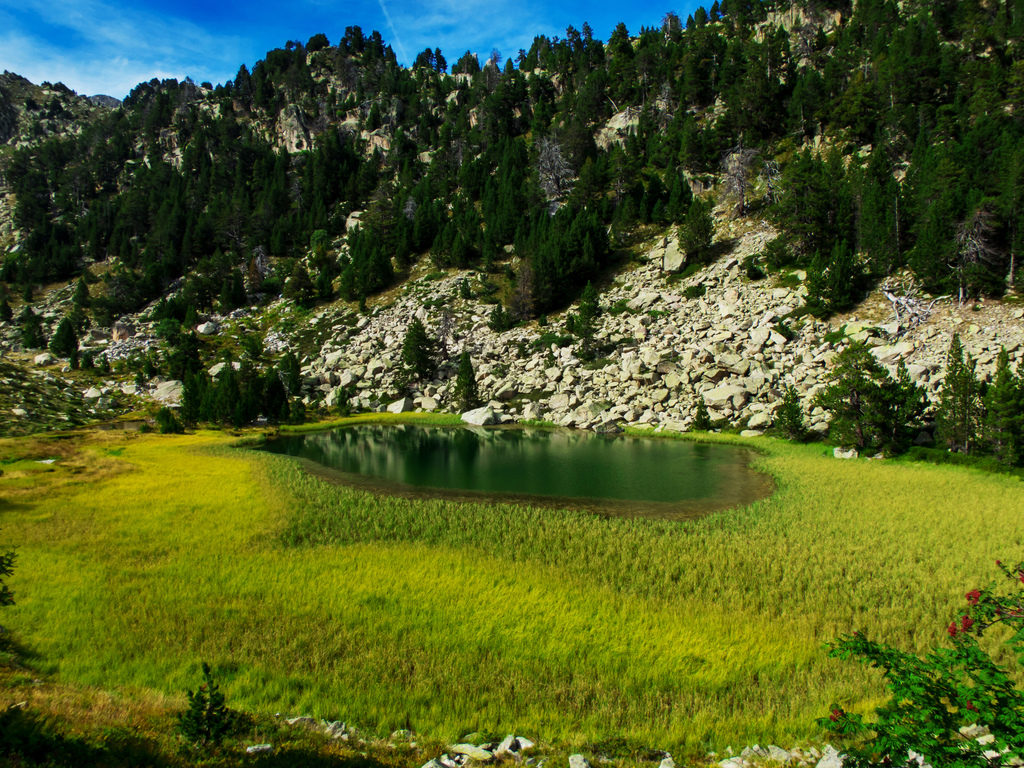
[0,0,703,99]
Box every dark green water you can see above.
[262,424,771,519]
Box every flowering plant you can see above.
[821,561,1024,766]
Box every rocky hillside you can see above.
[1,0,1023,442]
[3,203,1021,444]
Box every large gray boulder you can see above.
[152,379,183,404]
[387,397,413,414]
[461,405,500,426]
[704,383,749,409]
[662,240,685,272]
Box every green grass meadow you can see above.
[1,423,1023,755]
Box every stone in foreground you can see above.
[451,743,494,762]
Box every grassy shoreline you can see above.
[2,423,1023,758]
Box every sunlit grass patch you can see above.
[1,426,1022,754]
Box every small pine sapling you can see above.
[178,662,230,749]
[693,395,711,431]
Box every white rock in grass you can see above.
[569,755,591,768]
[658,757,676,768]
[768,745,791,763]
[495,735,517,756]
[246,744,273,754]
[816,745,845,768]
[451,744,493,762]
[833,447,858,460]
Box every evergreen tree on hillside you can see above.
[775,384,807,441]
[679,197,714,265]
[805,240,867,317]
[814,343,923,455]
[983,349,1023,466]
[453,351,480,411]
[936,334,983,455]
[401,318,437,383]
[49,317,78,358]
[18,307,45,349]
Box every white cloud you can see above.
[0,0,250,97]
[389,0,562,65]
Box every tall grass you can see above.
[1,428,1022,755]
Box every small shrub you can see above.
[823,325,848,345]
[775,272,802,290]
[607,299,631,316]
[683,283,706,299]
[822,561,1024,766]
[773,320,796,342]
[155,407,183,434]
[743,254,766,280]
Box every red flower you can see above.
[966,702,978,712]
[961,615,974,631]
[829,708,843,722]
[948,622,958,637]
[966,589,981,605]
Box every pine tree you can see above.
[882,360,928,454]
[178,662,230,748]
[18,307,45,349]
[573,281,600,357]
[49,317,78,358]
[814,343,909,453]
[936,334,983,454]
[284,261,314,307]
[401,318,437,382]
[72,277,89,308]
[453,351,480,411]
[693,395,712,430]
[278,351,301,396]
[775,384,807,441]
[805,240,867,317]
[679,197,715,265]
[984,349,1023,465]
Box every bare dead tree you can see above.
[881,277,937,336]
[954,207,1002,304]
[402,196,418,222]
[537,136,573,201]
[508,261,535,322]
[761,160,781,206]
[437,307,455,357]
[721,146,759,218]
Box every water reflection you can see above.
[262,425,771,519]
